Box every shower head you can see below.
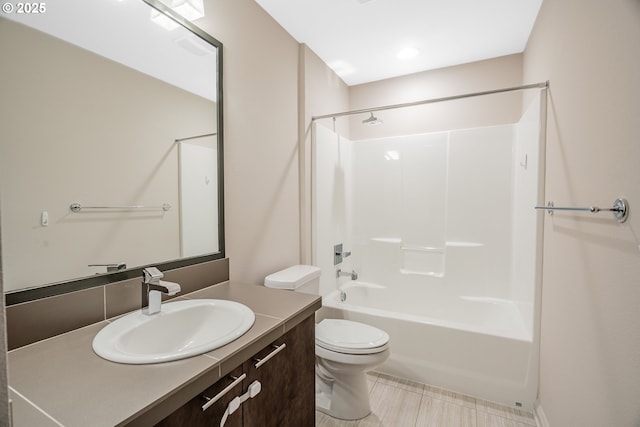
[362,112,383,125]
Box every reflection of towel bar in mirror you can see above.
[534,198,629,223]
[70,203,171,213]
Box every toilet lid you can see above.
[316,319,389,354]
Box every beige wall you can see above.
[200,0,302,284]
[348,54,524,140]
[523,1,640,426]
[199,0,349,281]
[299,45,350,264]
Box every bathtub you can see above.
[321,281,537,410]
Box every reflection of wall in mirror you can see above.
[179,136,219,257]
[0,19,217,291]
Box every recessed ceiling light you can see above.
[397,47,419,60]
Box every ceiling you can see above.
[254,0,543,86]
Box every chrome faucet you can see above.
[336,268,358,280]
[141,267,181,315]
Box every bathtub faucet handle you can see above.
[334,243,352,265]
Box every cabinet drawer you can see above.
[156,366,244,427]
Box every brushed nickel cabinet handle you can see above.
[201,373,246,412]
[253,343,286,369]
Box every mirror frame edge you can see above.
[5,0,225,306]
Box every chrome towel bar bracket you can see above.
[534,198,629,223]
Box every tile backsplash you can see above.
[6,258,229,350]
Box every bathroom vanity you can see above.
[8,282,320,426]
[158,314,314,427]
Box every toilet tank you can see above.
[264,265,321,295]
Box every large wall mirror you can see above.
[0,0,224,304]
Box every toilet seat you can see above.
[316,319,389,355]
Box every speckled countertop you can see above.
[8,281,321,427]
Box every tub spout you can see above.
[336,268,358,280]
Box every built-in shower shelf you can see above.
[371,237,402,244]
[401,245,444,253]
[370,238,484,248]
[400,269,444,278]
[446,241,484,247]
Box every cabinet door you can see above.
[243,316,315,427]
[156,366,244,427]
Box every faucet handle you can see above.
[142,267,164,283]
[334,243,353,265]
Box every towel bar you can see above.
[534,198,628,223]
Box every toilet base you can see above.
[315,368,372,420]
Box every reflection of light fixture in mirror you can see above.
[384,150,400,161]
[151,9,180,30]
[162,0,205,20]
[151,0,205,30]
[362,112,383,125]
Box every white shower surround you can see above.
[312,91,545,409]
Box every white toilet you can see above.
[264,265,390,420]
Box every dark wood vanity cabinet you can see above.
[243,315,316,427]
[156,315,315,427]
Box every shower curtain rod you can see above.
[311,81,549,121]
[174,132,217,143]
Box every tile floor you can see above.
[316,372,537,427]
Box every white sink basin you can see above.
[93,299,255,364]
